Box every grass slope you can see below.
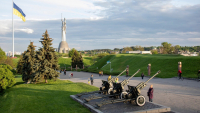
[58,57,92,68]
[91,54,200,78]
[0,75,98,113]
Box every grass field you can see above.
[89,54,200,78]
[58,57,92,69]
[0,75,98,113]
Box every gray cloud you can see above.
[0,0,200,52]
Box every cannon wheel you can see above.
[120,92,128,99]
[108,88,113,94]
[136,95,145,106]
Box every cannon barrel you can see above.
[108,68,127,84]
[127,69,140,81]
[136,70,160,91]
[120,69,140,87]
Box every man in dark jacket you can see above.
[147,85,154,102]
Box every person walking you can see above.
[99,71,101,77]
[108,75,111,81]
[177,70,182,79]
[141,72,144,79]
[90,75,94,85]
[101,71,103,77]
[64,69,66,75]
[147,85,154,102]
[115,78,119,83]
[71,73,73,78]
[68,73,71,79]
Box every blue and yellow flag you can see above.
[13,2,26,22]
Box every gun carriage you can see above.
[76,68,127,97]
[83,69,140,102]
[95,70,160,108]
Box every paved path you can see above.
[59,71,200,113]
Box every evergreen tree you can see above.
[71,50,80,68]
[78,53,83,68]
[22,42,36,83]
[16,53,25,74]
[34,30,60,83]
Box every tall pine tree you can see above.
[16,52,25,74]
[78,53,83,68]
[34,30,60,83]
[71,50,79,68]
[22,42,36,83]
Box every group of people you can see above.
[99,71,103,77]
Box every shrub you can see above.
[0,64,16,92]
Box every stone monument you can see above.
[58,18,70,53]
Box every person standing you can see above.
[108,75,111,81]
[177,70,182,79]
[101,71,103,77]
[64,69,66,75]
[99,71,101,77]
[115,78,119,83]
[147,85,154,102]
[90,75,94,85]
[141,72,144,79]
[71,73,73,78]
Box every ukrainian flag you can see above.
[13,2,26,22]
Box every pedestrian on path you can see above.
[99,71,101,77]
[68,73,71,79]
[90,75,94,85]
[64,69,66,75]
[141,72,144,79]
[101,71,103,76]
[115,78,119,83]
[108,75,111,81]
[177,70,182,79]
[147,85,154,102]
[71,73,73,78]
[88,78,90,85]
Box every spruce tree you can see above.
[22,42,36,83]
[78,53,83,68]
[16,53,25,74]
[34,30,60,83]
[71,50,80,68]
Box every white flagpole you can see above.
[12,0,14,57]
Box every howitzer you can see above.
[84,69,140,102]
[76,68,127,97]
[95,70,161,108]
[108,69,140,95]
[100,68,127,94]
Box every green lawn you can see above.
[89,54,200,78]
[0,75,98,113]
[58,57,92,68]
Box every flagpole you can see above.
[12,0,14,57]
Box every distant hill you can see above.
[89,54,200,78]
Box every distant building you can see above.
[126,51,152,54]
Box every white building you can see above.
[126,51,152,54]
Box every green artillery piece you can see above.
[95,70,160,108]
[108,69,141,98]
[83,69,140,102]
[76,68,127,97]
[100,68,127,94]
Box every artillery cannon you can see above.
[76,68,127,97]
[95,70,160,108]
[83,69,140,102]
[108,69,141,97]
[100,68,127,94]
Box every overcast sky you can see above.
[0,0,200,52]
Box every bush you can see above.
[0,64,16,92]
